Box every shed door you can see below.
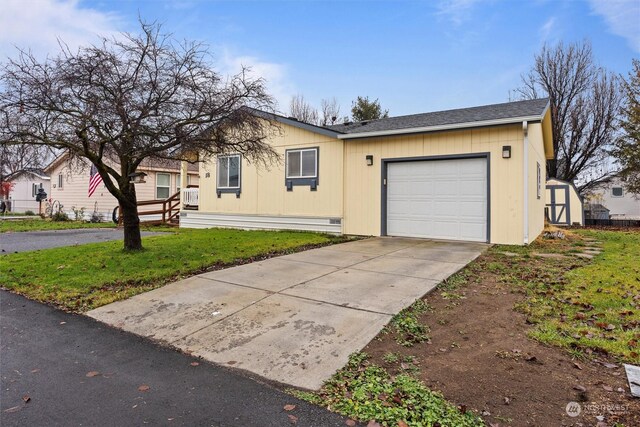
[386,158,487,242]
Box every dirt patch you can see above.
[363,249,639,426]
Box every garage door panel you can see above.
[460,223,485,241]
[386,158,487,242]
[459,181,485,195]
[433,181,459,195]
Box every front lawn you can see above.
[521,229,640,362]
[0,228,344,312]
[295,228,639,426]
[0,218,116,233]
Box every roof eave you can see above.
[337,114,545,140]
[248,108,343,139]
[540,103,554,160]
[272,115,343,139]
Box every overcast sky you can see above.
[1,0,638,117]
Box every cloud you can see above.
[436,0,482,26]
[588,0,640,52]
[539,17,558,42]
[0,0,121,60]
[218,49,295,113]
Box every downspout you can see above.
[523,121,529,245]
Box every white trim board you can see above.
[180,212,342,234]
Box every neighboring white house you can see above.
[587,178,640,219]
[5,169,51,213]
[45,154,199,221]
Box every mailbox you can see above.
[35,188,48,202]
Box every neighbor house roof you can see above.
[5,168,50,181]
[327,98,550,139]
[45,152,198,174]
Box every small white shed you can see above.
[545,178,583,226]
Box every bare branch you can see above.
[516,40,622,186]
[0,20,278,250]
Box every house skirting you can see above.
[179,212,342,234]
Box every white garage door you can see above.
[386,158,487,242]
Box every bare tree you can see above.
[0,143,53,177]
[0,21,278,250]
[289,94,319,124]
[518,41,622,191]
[320,97,341,126]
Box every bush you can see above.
[89,211,104,223]
[71,206,86,221]
[24,210,36,216]
[51,211,69,222]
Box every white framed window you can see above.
[286,148,318,179]
[156,173,171,199]
[536,162,541,199]
[611,187,624,197]
[32,183,41,197]
[58,174,63,189]
[217,155,241,189]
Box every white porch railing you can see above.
[182,188,199,207]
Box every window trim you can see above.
[284,147,319,190]
[611,187,624,198]
[216,154,242,197]
[58,174,63,189]
[32,183,41,197]
[156,172,171,200]
[286,147,318,179]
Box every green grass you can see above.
[291,352,483,427]
[524,230,640,363]
[389,299,431,347]
[0,218,116,233]
[0,228,344,312]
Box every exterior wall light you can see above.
[366,155,374,166]
[502,145,511,159]
[128,172,147,184]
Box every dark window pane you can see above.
[612,187,623,197]
[228,156,240,187]
[301,150,316,177]
[157,187,170,199]
[287,151,301,177]
[218,157,229,187]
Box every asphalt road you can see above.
[0,291,351,427]
[0,229,163,254]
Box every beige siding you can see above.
[198,124,343,219]
[527,123,547,242]
[48,160,193,218]
[193,120,550,245]
[343,125,526,245]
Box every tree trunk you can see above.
[120,183,142,251]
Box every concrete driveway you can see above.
[88,237,487,390]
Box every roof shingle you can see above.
[328,98,549,135]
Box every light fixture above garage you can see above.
[502,145,511,159]
[366,155,374,166]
